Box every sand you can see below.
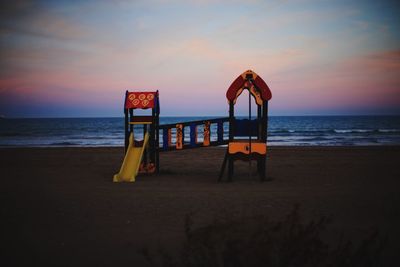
[1,146,400,266]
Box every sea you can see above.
[0,116,399,147]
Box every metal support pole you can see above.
[248,89,252,179]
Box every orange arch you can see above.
[226,70,272,105]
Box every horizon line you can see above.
[2,114,400,119]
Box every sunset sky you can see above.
[0,0,399,117]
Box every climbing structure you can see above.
[219,70,272,181]
[113,70,272,182]
[113,91,160,182]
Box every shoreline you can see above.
[1,144,399,149]
[2,116,399,148]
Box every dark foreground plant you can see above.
[139,205,386,267]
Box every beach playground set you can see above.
[113,70,272,182]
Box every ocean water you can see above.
[0,116,399,147]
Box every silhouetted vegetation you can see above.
[139,206,386,267]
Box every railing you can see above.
[159,117,230,151]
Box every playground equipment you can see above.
[159,117,229,150]
[219,70,272,181]
[113,70,272,182]
[113,91,160,182]
[113,132,150,182]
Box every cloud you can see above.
[1,0,399,116]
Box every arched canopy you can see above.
[226,70,272,105]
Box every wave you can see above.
[269,129,333,134]
[50,142,80,146]
[270,129,400,134]
[334,129,374,133]
[334,129,400,134]
[68,136,123,140]
[269,129,376,134]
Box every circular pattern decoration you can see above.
[127,92,155,108]
[132,99,140,106]
[129,94,136,100]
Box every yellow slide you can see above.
[113,132,149,182]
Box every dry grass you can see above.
[140,206,386,267]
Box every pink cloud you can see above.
[269,49,400,112]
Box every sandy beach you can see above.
[1,146,400,266]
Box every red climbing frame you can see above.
[219,69,272,182]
